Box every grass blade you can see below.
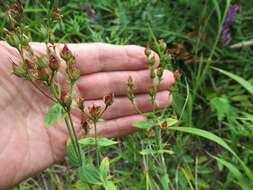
[213,67,253,95]
[167,127,253,181]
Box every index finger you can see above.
[65,43,160,74]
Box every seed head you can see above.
[148,56,156,66]
[158,39,167,52]
[104,92,114,106]
[60,91,72,108]
[49,55,59,71]
[173,70,181,80]
[127,76,134,87]
[144,48,152,57]
[145,129,153,137]
[88,104,102,120]
[160,121,168,129]
[60,44,73,61]
[37,67,49,81]
[78,97,85,111]
[81,119,90,135]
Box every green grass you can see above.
[4,0,253,189]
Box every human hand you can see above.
[0,42,175,189]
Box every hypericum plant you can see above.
[4,1,119,189]
[4,1,182,189]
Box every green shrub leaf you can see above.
[100,157,110,180]
[44,103,62,126]
[132,121,154,130]
[211,155,251,190]
[66,139,82,168]
[213,67,253,95]
[79,137,118,147]
[77,164,101,185]
[140,149,174,155]
[102,181,117,190]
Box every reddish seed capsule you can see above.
[78,97,85,110]
[60,44,73,61]
[160,121,168,129]
[81,119,90,135]
[173,70,181,80]
[38,67,49,81]
[49,55,59,71]
[104,92,114,106]
[145,129,153,137]
[88,104,102,120]
[60,91,72,108]
[53,8,61,14]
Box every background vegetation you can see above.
[2,0,252,189]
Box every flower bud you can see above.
[81,119,90,135]
[173,70,181,80]
[78,97,85,110]
[144,48,152,57]
[148,87,156,97]
[52,8,62,21]
[60,91,72,108]
[157,67,164,80]
[127,90,135,102]
[23,59,34,70]
[70,69,80,83]
[104,92,114,106]
[158,39,167,52]
[127,76,134,87]
[148,56,156,66]
[49,55,59,71]
[160,121,168,129]
[150,68,156,79]
[38,67,49,81]
[145,129,153,137]
[60,44,73,61]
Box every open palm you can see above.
[0,42,175,189]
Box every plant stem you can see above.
[93,120,100,165]
[30,80,56,102]
[67,111,82,165]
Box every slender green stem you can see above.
[93,120,100,165]
[67,111,82,165]
[30,80,56,102]
[64,116,79,160]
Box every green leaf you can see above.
[211,155,251,190]
[140,149,174,155]
[100,157,110,180]
[77,164,101,185]
[44,103,62,126]
[168,127,253,181]
[102,181,117,190]
[79,137,118,147]
[66,139,82,168]
[160,174,170,190]
[210,95,231,121]
[212,0,221,23]
[213,67,253,95]
[162,118,179,126]
[13,66,27,78]
[132,121,154,130]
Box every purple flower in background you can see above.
[84,3,98,20]
[221,4,243,46]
